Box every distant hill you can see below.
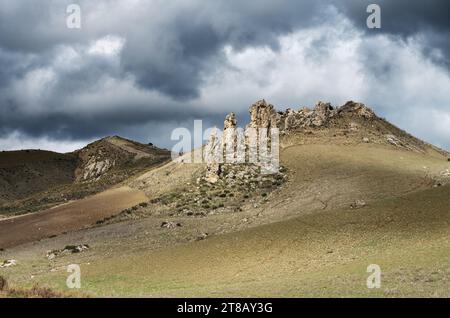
[0,136,171,215]
[74,136,171,182]
[0,150,78,205]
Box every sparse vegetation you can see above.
[0,282,76,298]
[1,104,449,297]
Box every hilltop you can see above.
[247,99,447,156]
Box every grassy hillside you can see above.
[78,183,450,297]
[0,150,77,205]
[2,141,448,297]
[3,183,448,297]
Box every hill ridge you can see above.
[0,136,170,215]
[223,99,448,157]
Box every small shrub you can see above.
[0,276,7,291]
[6,284,70,298]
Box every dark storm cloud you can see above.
[118,0,332,99]
[335,0,450,34]
[0,0,449,150]
[0,1,90,52]
[0,0,332,143]
[334,0,450,66]
[1,0,330,98]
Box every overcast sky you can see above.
[0,0,449,152]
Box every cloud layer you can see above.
[0,0,449,151]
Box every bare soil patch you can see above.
[0,186,147,249]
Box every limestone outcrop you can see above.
[203,99,385,182]
[278,100,375,132]
[204,100,282,182]
[224,112,237,129]
[204,129,222,183]
[279,101,335,131]
[337,101,375,119]
[246,100,279,130]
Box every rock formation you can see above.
[223,112,237,130]
[278,101,375,132]
[222,112,239,162]
[204,100,282,182]
[279,101,335,131]
[337,101,375,119]
[312,101,334,126]
[81,156,116,181]
[203,98,427,183]
[204,129,222,183]
[246,99,278,130]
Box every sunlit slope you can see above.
[18,143,449,297]
[252,143,449,222]
[28,182,449,297]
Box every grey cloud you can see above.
[335,0,450,34]
[0,0,449,151]
[118,0,331,99]
[2,0,334,98]
[334,0,450,66]
[0,0,330,143]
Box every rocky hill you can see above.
[74,136,170,182]
[1,99,449,297]
[246,99,447,156]
[0,136,171,216]
[202,99,448,185]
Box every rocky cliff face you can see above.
[74,138,130,182]
[278,101,375,132]
[74,136,170,182]
[246,100,278,130]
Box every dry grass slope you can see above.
[2,140,448,297]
